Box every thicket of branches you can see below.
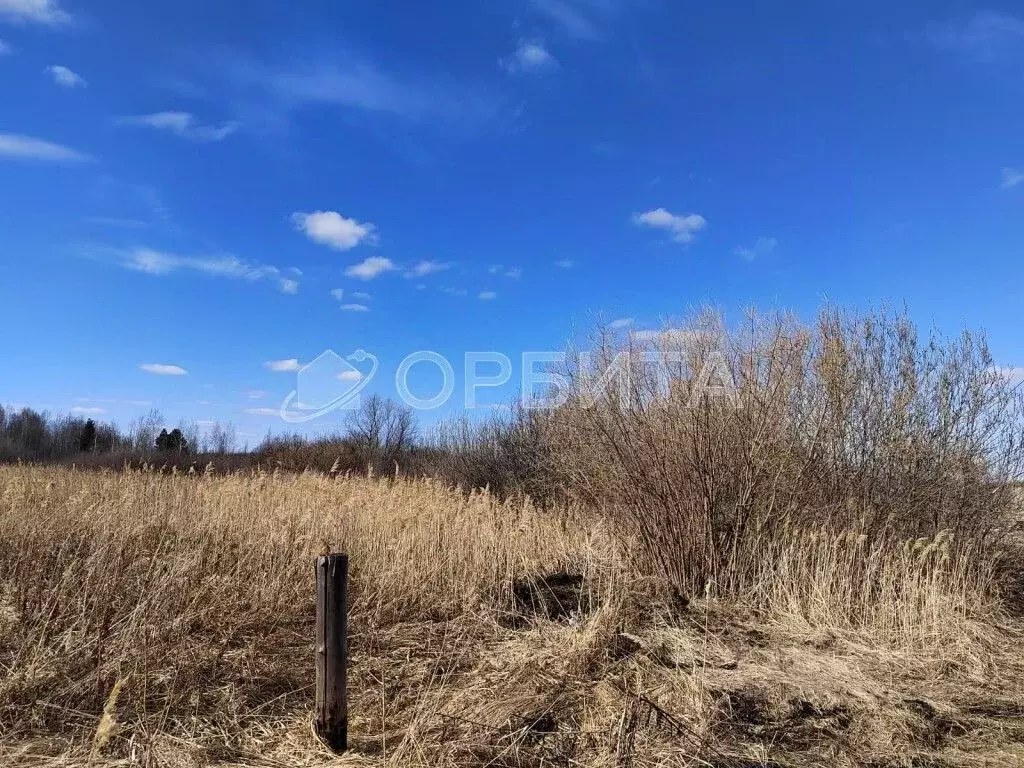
[543,307,1024,605]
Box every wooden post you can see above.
[315,554,348,752]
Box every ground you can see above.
[1,466,1022,767]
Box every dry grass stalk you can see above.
[1,464,1020,767]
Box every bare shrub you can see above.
[429,404,557,501]
[546,306,1024,610]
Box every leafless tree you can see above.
[129,409,164,453]
[346,395,417,473]
[205,421,237,454]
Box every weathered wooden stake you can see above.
[315,553,348,753]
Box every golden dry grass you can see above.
[1,464,1023,767]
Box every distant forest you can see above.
[0,405,239,462]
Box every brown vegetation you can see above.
[1,307,1023,766]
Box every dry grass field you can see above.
[2,465,1023,768]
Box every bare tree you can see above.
[130,409,164,453]
[206,421,237,454]
[346,395,417,473]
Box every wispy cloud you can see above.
[246,390,268,400]
[118,112,239,142]
[404,260,451,278]
[245,407,280,416]
[554,259,575,268]
[0,133,93,162]
[488,264,522,279]
[502,41,558,73]
[265,359,301,372]
[83,216,150,229]
[71,406,105,414]
[734,236,778,260]
[45,64,85,88]
[117,248,298,293]
[530,0,601,40]
[608,317,634,329]
[226,54,499,129]
[0,39,11,55]
[330,289,370,311]
[0,0,71,25]
[345,256,396,280]
[1001,167,1024,189]
[633,207,707,244]
[478,290,497,300]
[139,363,188,376]
[928,11,1024,62]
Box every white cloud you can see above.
[236,56,498,128]
[338,370,363,382]
[633,207,707,244]
[330,288,345,300]
[45,64,85,88]
[351,291,371,301]
[246,390,268,400]
[340,303,369,312]
[530,0,601,40]
[1001,167,1024,189]
[265,358,301,372]
[84,216,150,229]
[608,317,634,329]
[478,290,497,300]
[0,133,92,162]
[292,210,376,251]
[0,39,11,54]
[71,406,105,414]
[345,256,396,280]
[734,236,778,260]
[404,259,451,278]
[929,11,1024,60]
[119,112,239,142]
[0,0,71,25]
[554,259,575,268]
[502,41,557,73]
[995,366,1024,385]
[139,363,188,376]
[488,264,521,279]
[245,407,280,416]
[119,248,294,293]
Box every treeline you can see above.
[0,406,241,465]
[0,397,544,498]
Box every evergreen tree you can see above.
[78,419,97,453]
[156,428,188,453]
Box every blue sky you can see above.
[1,0,1023,442]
